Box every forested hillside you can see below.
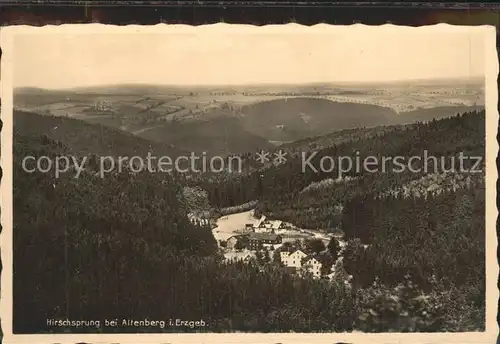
[14,110,485,333]
[203,111,485,229]
[199,111,486,330]
[10,121,354,333]
[13,134,217,331]
[342,186,485,331]
[239,97,397,141]
[14,110,187,158]
[137,116,275,156]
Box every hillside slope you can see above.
[14,110,187,158]
[13,109,485,333]
[12,133,355,334]
[13,131,217,332]
[398,105,481,123]
[202,110,485,229]
[136,116,275,155]
[239,97,399,142]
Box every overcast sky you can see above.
[13,27,486,89]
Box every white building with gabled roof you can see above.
[280,249,308,269]
[253,215,266,228]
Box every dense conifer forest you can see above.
[13,110,485,333]
[203,111,485,228]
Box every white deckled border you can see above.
[0,23,498,344]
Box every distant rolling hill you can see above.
[134,97,410,154]
[238,98,482,143]
[238,97,399,142]
[136,116,275,156]
[14,110,187,158]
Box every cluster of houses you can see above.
[223,244,335,279]
[94,100,112,112]
[217,212,352,282]
[222,215,291,251]
[246,215,287,234]
[217,213,353,280]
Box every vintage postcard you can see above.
[0,23,498,344]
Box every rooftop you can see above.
[271,220,283,229]
[253,215,266,228]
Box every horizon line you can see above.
[14,75,485,92]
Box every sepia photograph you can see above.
[0,23,498,344]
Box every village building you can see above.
[254,218,286,234]
[225,234,249,250]
[272,220,284,230]
[280,249,308,269]
[280,251,290,263]
[253,215,266,229]
[254,226,271,234]
[247,233,282,251]
[301,256,322,278]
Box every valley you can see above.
[15,79,484,155]
[13,83,486,334]
[9,23,492,336]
